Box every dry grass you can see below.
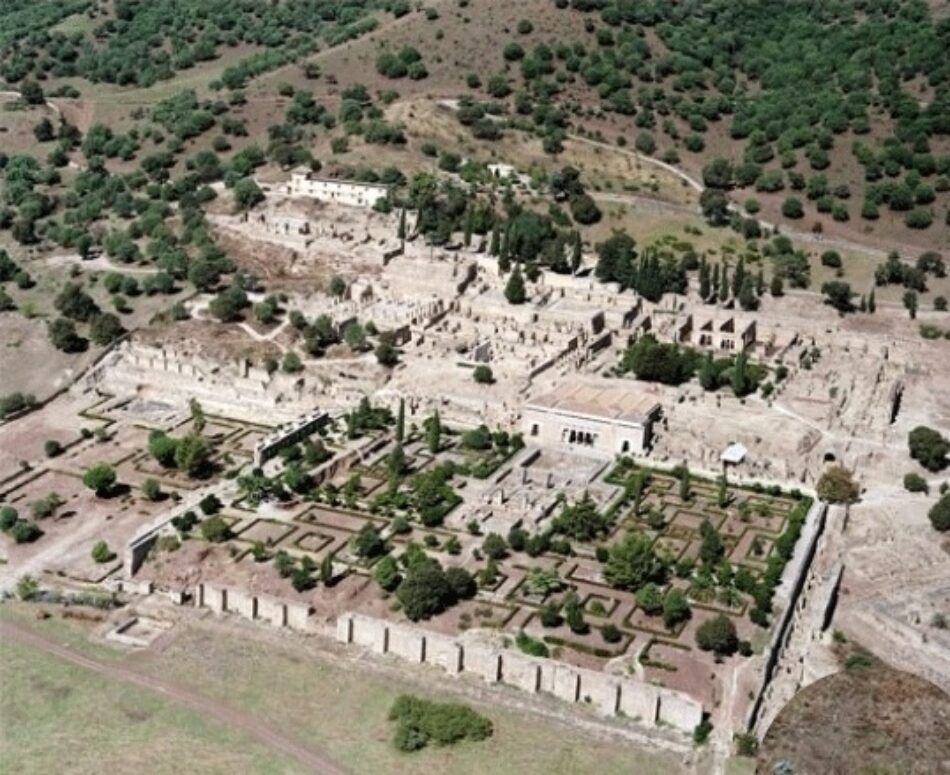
[0,606,691,775]
[0,618,299,775]
[757,654,950,775]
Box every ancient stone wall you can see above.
[194,583,311,632]
[336,612,703,734]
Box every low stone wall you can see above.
[336,612,703,734]
[195,583,311,631]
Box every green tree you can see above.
[679,465,691,501]
[603,532,664,591]
[148,431,178,467]
[233,177,264,210]
[352,524,386,559]
[636,583,664,615]
[481,533,508,560]
[388,442,406,478]
[396,560,455,621]
[91,540,114,563]
[200,515,232,542]
[16,575,39,601]
[426,411,442,454]
[175,433,212,478]
[82,463,117,497]
[473,365,494,384]
[663,588,691,629]
[504,264,527,304]
[396,398,406,442]
[695,614,739,656]
[816,465,859,503]
[282,351,302,373]
[929,494,950,532]
[908,426,949,472]
[343,322,368,352]
[374,554,401,591]
[142,478,162,501]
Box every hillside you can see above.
[758,656,950,774]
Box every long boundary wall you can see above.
[336,612,702,734]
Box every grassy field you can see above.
[136,625,688,775]
[0,630,301,775]
[0,605,690,775]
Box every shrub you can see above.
[903,472,929,494]
[473,365,494,384]
[91,540,114,563]
[695,614,738,656]
[388,695,492,752]
[601,623,622,643]
[929,494,950,532]
[816,465,859,503]
[663,588,691,629]
[0,506,18,531]
[481,533,508,560]
[635,583,663,615]
[908,426,949,472]
[396,560,456,621]
[10,520,42,544]
[200,515,232,542]
[82,463,117,496]
[515,630,549,657]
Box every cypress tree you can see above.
[699,260,711,300]
[719,266,730,303]
[489,224,500,256]
[396,398,405,442]
[426,410,441,454]
[868,288,876,313]
[463,208,473,247]
[732,256,745,297]
[397,209,407,240]
[571,231,582,274]
[504,264,526,304]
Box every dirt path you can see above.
[0,618,349,775]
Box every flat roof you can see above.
[721,443,748,464]
[526,379,661,425]
[290,172,391,190]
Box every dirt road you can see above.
[0,618,349,775]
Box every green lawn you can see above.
[0,633,302,775]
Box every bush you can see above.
[389,695,492,752]
[515,630,549,657]
[908,426,949,472]
[10,520,42,544]
[91,540,114,563]
[82,463,117,496]
[44,440,63,458]
[903,472,929,494]
[781,197,804,219]
[200,515,232,542]
[481,533,508,560]
[601,623,622,643]
[816,465,859,503]
[396,560,456,621]
[473,365,494,384]
[695,614,738,656]
[929,494,950,532]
